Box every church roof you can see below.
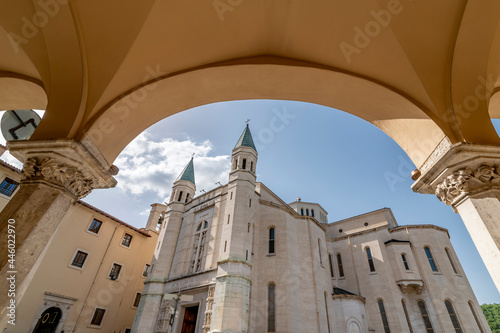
[234,124,256,151]
[176,158,195,185]
[332,287,356,296]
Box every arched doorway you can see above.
[32,307,62,333]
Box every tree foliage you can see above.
[482,303,500,332]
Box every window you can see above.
[142,264,150,277]
[248,223,251,233]
[133,293,141,308]
[328,254,334,277]
[366,247,375,272]
[224,240,227,252]
[88,218,102,234]
[90,308,106,326]
[269,228,275,254]
[249,198,252,207]
[109,263,122,280]
[71,251,88,268]
[306,209,309,216]
[318,239,323,265]
[418,300,434,332]
[122,233,133,247]
[246,250,249,261]
[227,214,230,224]
[401,253,410,271]
[445,248,458,274]
[0,177,19,197]
[250,161,254,172]
[190,221,209,273]
[468,301,484,333]
[311,209,315,217]
[337,253,344,277]
[445,300,462,333]
[230,191,233,200]
[402,299,413,333]
[424,247,438,272]
[378,299,390,333]
[300,208,304,216]
[242,158,247,169]
[185,193,190,203]
[177,191,183,202]
[125,329,131,333]
[268,283,275,332]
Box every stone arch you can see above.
[346,316,362,333]
[28,293,77,333]
[79,57,446,169]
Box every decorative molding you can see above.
[435,164,500,205]
[21,157,94,198]
[419,137,451,174]
[203,286,215,333]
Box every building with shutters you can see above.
[0,151,159,333]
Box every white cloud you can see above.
[114,131,230,201]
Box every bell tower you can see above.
[132,158,196,332]
[210,124,257,333]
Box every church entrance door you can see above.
[32,307,62,333]
[180,305,199,333]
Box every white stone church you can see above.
[132,125,490,333]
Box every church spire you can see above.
[234,124,257,152]
[176,157,195,185]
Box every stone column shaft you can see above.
[454,190,500,289]
[0,139,116,325]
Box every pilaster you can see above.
[412,142,500,291]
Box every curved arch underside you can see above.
[1,0,500,168]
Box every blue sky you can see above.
[1,101,499,305]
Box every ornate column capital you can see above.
[412,143,500,206]
[7,139,117,199]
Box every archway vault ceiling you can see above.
[1,0,500,167]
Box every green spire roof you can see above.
[176,157,195,184]
[234,124,256,151]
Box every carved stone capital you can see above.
[7,139,117,199]
[435,165,500,205]
[412,143,500,206]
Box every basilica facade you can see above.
[133,126,490,333]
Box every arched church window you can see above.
[445,248,458,274]
[468,301,484,333]
[318,239,323,265]
[366,247,375,272]
[269,228,275,254]
[402,299,413,333]
[417,300,434,332]
[401,253,410,271]
[424,247,438,272]
[337,253,344,277]
[242,158,247,169]
[190,221,209,273]
[378,299,391,333]
[445,300,463,333]
[268,283,276,332]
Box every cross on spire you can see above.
[245,119,251,124]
